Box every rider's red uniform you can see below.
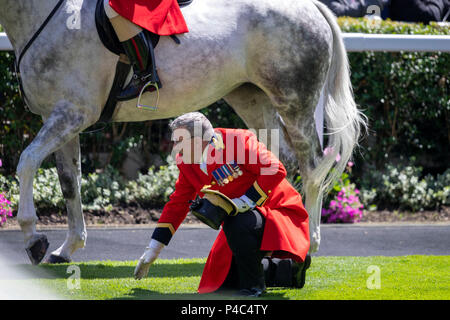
[109,0,189,35]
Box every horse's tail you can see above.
[309,0,368,195]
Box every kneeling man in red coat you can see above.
[134,112,311,297]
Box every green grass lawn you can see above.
[8,255,450,300]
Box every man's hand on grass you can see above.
[134,239,165,279]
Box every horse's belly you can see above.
[112,77,244,122]
[112,21,248,122]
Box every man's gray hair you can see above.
[169,112,215,141]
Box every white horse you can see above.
[0,0,367,264]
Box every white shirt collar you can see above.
[199,132,223,175]
[199,144,210,175]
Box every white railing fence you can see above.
[343,33,450,52]
[1,32,450,52]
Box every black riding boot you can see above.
[117,31,161,101]
[262,255,311,288]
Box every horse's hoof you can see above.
[25,234,50,265]
[44,254,72,264]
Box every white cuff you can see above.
[232,195,257,213]
[240,195,256,209]
[148,239,165,253]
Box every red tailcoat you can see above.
[152,128,310,294]
[109,0,189,36]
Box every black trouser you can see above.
[221,208,266,291]
[220,208,304,291]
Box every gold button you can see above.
[211,181,216,185]
[268,190,272,194]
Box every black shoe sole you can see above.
[294,255,311,289]
[235,288,265,297]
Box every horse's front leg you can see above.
[16,100,93,265]
[45,136,86,263]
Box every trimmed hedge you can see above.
[0,156,178,213]
[0,18,449,181]
[339,18,449,179]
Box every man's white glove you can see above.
[232,195,256,213]
[134,239,165,280]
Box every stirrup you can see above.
[136,79,160,111]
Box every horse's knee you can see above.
[16,148,41,179]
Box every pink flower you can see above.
[347,161,354,167]
[323,147,341,162]
[0,190,13,226]
[322,184,364,224]
[336,153,341,162]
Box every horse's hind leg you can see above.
[45,136,86,263]
[268,91,325,253]
[225,82,325,253]
[224,84,298,174]
[248,56,330,253]
[17,101,92,265]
